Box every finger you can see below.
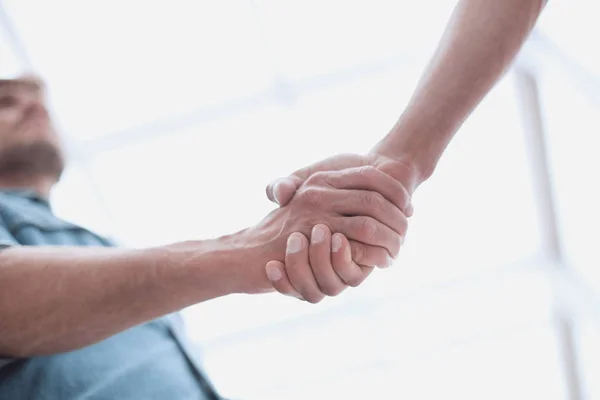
[357,265,375,284]
[265,178,280,203]
[290,153,370,181]
[309,225,347,297]
[285,233,325,304]
[265,260,304,300]
[334,215,403,259]
[331,234,374,287]
[274,154,370,206]
[348,240,393,268]
[265,176,303,206]
[405,202,414,218]
[323,166,411,216]
[327,189,408,237]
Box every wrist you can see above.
[224,224,282,295]
[155,234,263,302]
[162,227,278,297]
[367,145,433,196]
[371,118,445,186]
[372,141,435,186]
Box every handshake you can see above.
[218,152,419,303]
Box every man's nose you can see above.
[22,99,49,121]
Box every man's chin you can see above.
[0,140,65,181]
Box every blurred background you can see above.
[1,0,598,398]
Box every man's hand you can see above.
[265,152,418,212]
[265,225,373,303]
[261,153,417,302]
[237,166,408,296]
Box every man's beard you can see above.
[0,141,65,182]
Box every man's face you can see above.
[0,77,64,181]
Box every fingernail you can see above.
[273,182,282,205]
[331,235,342,252]
[266,264,282,281]
[287,234,303,254]
[312,225,325,243]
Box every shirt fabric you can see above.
[0,190,222,400]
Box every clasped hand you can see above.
[257,153,416,303]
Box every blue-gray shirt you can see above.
[0,191,221,400]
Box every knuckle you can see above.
[357,217,378,239]
[349,241,365,264]
[299,187,323,206]
[361,191,384,211]
[358,165,377,178]
[305,171,328,186]
[359,192,374,208]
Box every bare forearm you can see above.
[0,240,240,357]
[372,0,546,184]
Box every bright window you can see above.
[2,0,597,398]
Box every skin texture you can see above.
[0,0,548,355]
[0,78,406,356]
[265,0,547,301]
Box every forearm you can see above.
[0,239,241,357]
[372,0,546,184]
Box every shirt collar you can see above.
[0,189,52,209]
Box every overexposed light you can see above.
[0,23,24,78]
[3,0,597,398]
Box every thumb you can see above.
[265,176,303,206]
